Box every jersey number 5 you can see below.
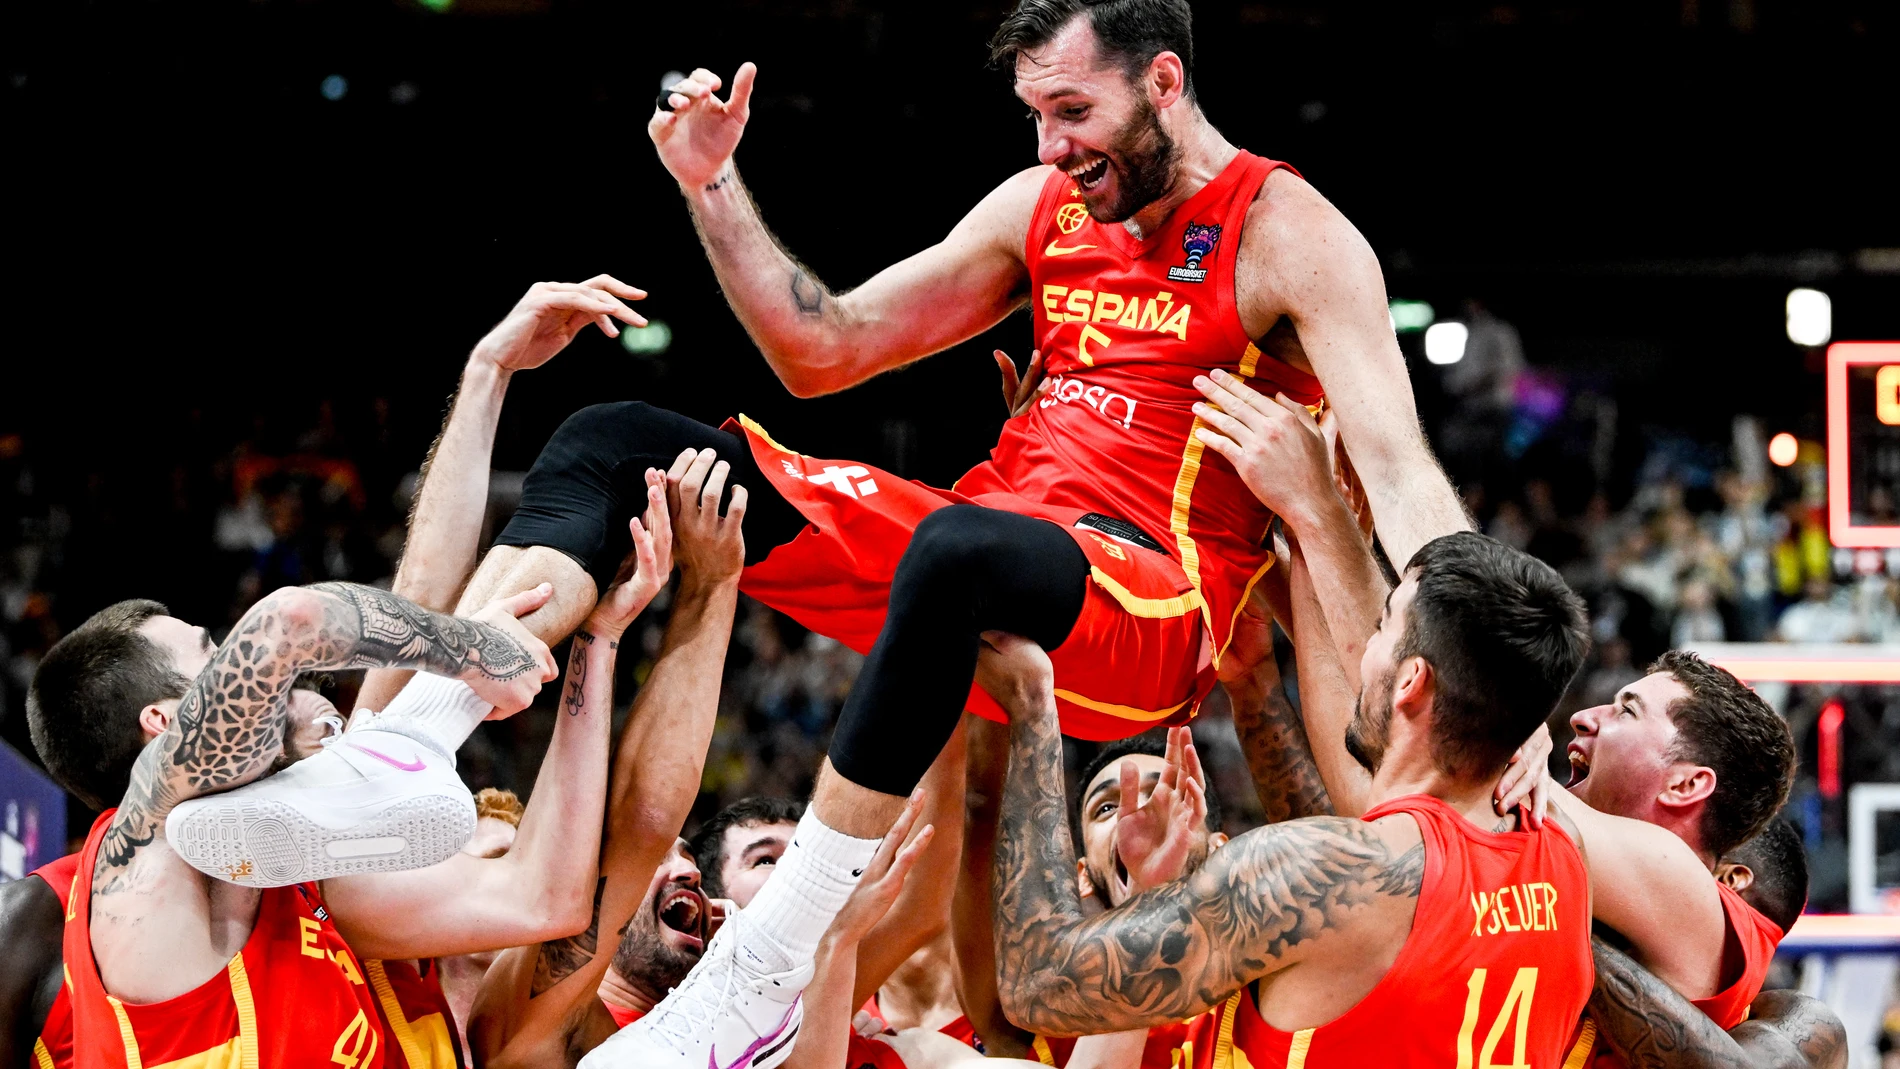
[1455,966,1538,1069]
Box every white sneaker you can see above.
[165,725,475,887]
[580,912,811,1069]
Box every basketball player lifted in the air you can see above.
[564,0,1470,1063]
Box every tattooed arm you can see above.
[1223,581,1333,822]
[98,582,553,872]
[1589,937,1846,1069]
[982,633,1423,1036]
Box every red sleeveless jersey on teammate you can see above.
[737,151,1321,740]
[1178,796,1593,1068]
[1569,881,1785,1067]
[61,811,388,1069]
[365,959,465,1069]
[28,852,81,1069]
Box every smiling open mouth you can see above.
[1566,747,1590,787]
[658,888,706,947]
[1068,156,1110,192]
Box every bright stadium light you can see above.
[1768,432,1799,467]
[1389,299,1434,333]
[1424,321,1468,365]
[1787,288,1832,346]
[620,319,672,355]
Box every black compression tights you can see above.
[495,402,1090,796]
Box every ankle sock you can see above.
[360,672,491,760]
[737,806,882,963]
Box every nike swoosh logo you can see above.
[347,742,427,772]
[708,1003,799,1069]
[1044,241,1097,257]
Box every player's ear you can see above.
[1208,831,1230,852]
[1147,51,1186,110]
[138,700,176,740]
[1076,857,1097,901]
[1658,762,1717,811]
[1392,656,1433,718]
[1715,860,1756,895]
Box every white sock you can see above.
[737,807,881,966]
[358,672,492,760]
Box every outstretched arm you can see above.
[357,276,645,714]
[650,65,1039,397]
[1242,181,1468,567]
[1589,937,1846,1069]
[327,490,674,960]
[99,582,555,873]
[1221,580,1334,822]
[982,634,1423,1037]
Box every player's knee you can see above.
[545,400,661,455]
[898,506,1015,595]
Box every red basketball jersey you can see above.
[62,810,387,1069]
[1179,796,1593,1068]
[955,151,1325,667]
[29,852,81,1069]
[366,959,464,1069]
[1573,881,1785,1068]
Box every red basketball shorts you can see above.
[730,416,1216,741]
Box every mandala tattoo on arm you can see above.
[99,583,537,876]
[1228,681,1334,823]
[991,695,1425,1036]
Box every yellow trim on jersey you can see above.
[1562,1017,1598,1069]
[1032,1036,1057,1065]
[367,960,430,1069]
[226,955,258,1069]
[107,995,143,1069]
[1088,565,1205,620]
[1055,688,1193,723]
[736,414,804,458]
[66,872,79,921]
[1170,342,1267,662]
[1212,990,1243,1068]
[1284,1028,1316,1069]
[1214,552,1278,668]
[32,1038,54,1069]
[147,1038,242,1069]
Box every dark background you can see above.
[4,0,1900,901]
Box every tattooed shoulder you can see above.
[531,879,606,997]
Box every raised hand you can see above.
[1113,726,1210,894]
[469,277,648,373]
[586,472,674,638]
[1191,370,1343,532]
[826,789,935,947]
[665,448,747,584]
[649,64,757,192]
[994,348,1049,418]
[463,585,561,715]
[1494,722,1556,829]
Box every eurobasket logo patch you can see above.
[1168,223,1221,283]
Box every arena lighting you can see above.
[1788,287,1832,346]
[620,319,672,355]
[320,75,348,101]
[1826,342,1900,547]
[1423,321,1467,365]
[1768,432,1800,467]
[1388,299,1434,333]
[1688,642,1900,684]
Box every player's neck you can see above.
[597,964,659,1016]
[1123,111,1238,240]
[1368,750,1503,831]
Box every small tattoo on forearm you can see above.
[791,268,825,316]
[704,172,732,192]
[563,631,594,716]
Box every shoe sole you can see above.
[168,792,476,887]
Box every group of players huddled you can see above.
[0,2,1853,1067]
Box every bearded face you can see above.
[1345,661,1397,774]
[1068,91,1179,224]
[610,842,708,998]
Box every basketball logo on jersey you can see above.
[1167,223,1221,283]
[1056,202,1089,235]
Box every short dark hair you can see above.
[1724,818,1807,933]
[27,600,189,809]
[1650,649,1797,859]
[989,0,1196,101]
[1399,533,1589,779]
[688,796,804,900]
[1074,731,1222,840]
